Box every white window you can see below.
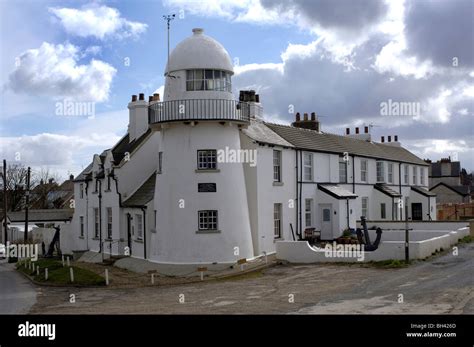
[135,213,143,239]
[420,167,425,185]
[303,153,313,181]
[376,161,385,183]
[361,197,369,219]
[80,216,84,237]
[381,203,386,219]
[158,152,163,173]
[404,165,409,184]
[305,199,313,227]
[339,161,347,183]
[79,183,84,199]
[186,69,231,92]
[94,208,99,238]
[360,160,368,182]
[198,210,218,230]
[197,150,217,170]
[274,203,282,238]
[388,163,394,183]
[107,207,112,239]
[273,150,281,182]
[413,166,417,185]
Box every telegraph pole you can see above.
[24,166,31,242]
[2,160,7,244]
[163,14,176,62]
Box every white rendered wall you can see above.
[151,122,254,264]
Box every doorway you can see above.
[411,203,423,221]
[319,204,333,240]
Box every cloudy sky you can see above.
[0,0,473,180]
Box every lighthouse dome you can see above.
[165,28,234,75]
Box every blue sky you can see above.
[0,0,473,179]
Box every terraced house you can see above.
[71,28,436,265]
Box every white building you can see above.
[71,28,435,264]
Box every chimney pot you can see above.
[388,135,392,142]
[295,112,301,122]
[149,96,153,102]
[153,93,160,101]
[311,112,316,121]
[131,95,137,102]
[69,174,74,180]
[364,126,369,134]
[255,94,260,103]
[346,128,350,135]
[139,93,145,101]
[303,113,308,121]
[394,135,398,142]
[355,127,359,134]
[381,136,385,143]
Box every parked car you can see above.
[0,243,5,259]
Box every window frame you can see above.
[135,213,143,240]
[273,203,282,239]
[273,150,282,182]
[360,160,368,182]
[387,162,394,184]
[303,152,313,181]
[94,208,99,238]
[106,207,112,239]
[197,149,217,170]
[413,166,417,185]
[376,161,385,183]
[404,165,409,184]
[305,199,313,227]
[361,197,369,219]
[186,69,232,92]
[420,167,425,185]
[339,160,347,183]
[79,183,84,199]
[198,210,218,231]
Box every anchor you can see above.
[356,216,382,251]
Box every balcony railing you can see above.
[148,99,250,125]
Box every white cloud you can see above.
[0,109,128,179]
[49,4,147,40]
[7,42,116,102]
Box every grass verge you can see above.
[16,258,106,286]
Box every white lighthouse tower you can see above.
[150,28,254,264]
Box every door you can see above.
[411,203,423,221]
[319,204,333,240]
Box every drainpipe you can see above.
[352,155,355,193]
[141,207,147,259]
[299,150,303,240]
[346,198,350,229]
[85,180,90,250]
[98,179,103,253]
[295,150,299,238]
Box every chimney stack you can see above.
[292,111,320,132]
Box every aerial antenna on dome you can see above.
[163,14,176,61]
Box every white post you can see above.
[62,254,65,267]
[240,264,244,271]
[200,271,204,281]
[45,268,48,281]
[70,267,74,283]
[67,256,70,267]
[263,251,268,264]
[36,266,39,276]
[151,273,154,285]
[105,269,109,286]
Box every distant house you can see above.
[428,158,471,204]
